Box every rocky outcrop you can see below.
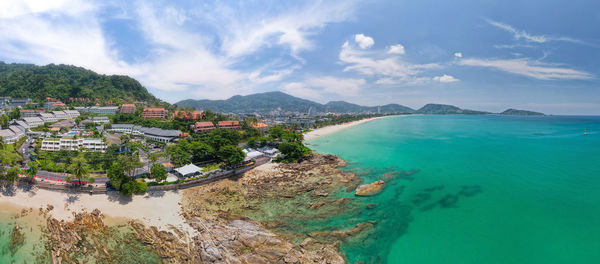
[355,180,385,196]
[131,217,345,264]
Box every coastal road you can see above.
[35,170,109,184]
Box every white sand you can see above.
[304,116,393,141]
[0,188,197,235]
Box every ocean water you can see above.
[307,115,600,264]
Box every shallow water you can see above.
[308,115,600,264]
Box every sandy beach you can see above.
[0,188,195,234]
[304,115,394,141]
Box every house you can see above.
[13,120,30,131]
[194,122,215,133]
[172,110,204,120]
[217,121,241,130]
[250,122,269,131]
[243,148,263,162]
[41,138,107,152]
[143,108,166,119]
[23,117,44,128]
[120,104,136,114]
[174,164,203,178]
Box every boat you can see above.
[584,128,588,135]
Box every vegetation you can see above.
[107,155,146,197]
[0,62,161,104]
[277,142,312,163]
[150,163,167,182]
[66,151,94,184]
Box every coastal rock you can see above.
[355,180,385,196]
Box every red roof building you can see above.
[250,122,269,131]
[217,121,241,130]
[142,108,166,119]
[120,104,136,114]
[195,122,215,133]
[172,110,204,120]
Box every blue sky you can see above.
[0,0,599,114]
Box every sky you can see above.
[0,0,599,114]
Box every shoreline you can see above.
[0,188,193,234]
[304,115,396,141]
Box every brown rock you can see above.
[355,180,385,196]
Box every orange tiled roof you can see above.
[218,121,239,126]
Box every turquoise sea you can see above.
[307,115,600,264]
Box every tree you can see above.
[217,145,245,165]
[0,114,8,129]
[166,144,192,167]
[278,142,312,163]
[67,152,94,185]
[3,167,21,183]
[150,163,167,182]
[26,161,39,178]
[190,141,214,162]
[9,108,21,120]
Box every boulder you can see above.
[355,180,385,196]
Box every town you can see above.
[0,96,378,197]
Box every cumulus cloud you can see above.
[433,74,459,83]
[387,44,405,55]
[0,0,360,102]
[354,34,374,49]
[340,41,439,82]
[459,58,592,80]
[454,52,462,58]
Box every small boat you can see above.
[584,128,588,135]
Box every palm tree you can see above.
[67,151,94,185]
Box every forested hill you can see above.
[0,62,160,104]
[176,91,415,114]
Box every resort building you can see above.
[217,121,241,130]
[63,110,81,119]
[250,122,269,131]
[143,108,167,119]
[172,110,204,120]
[40,113,57,122]
[9,98,32,107]
[194,122,215,133]
[120,104,136,114]
[75,106,119,115]
[23,117,44,127]
[41,138,107,152]
[108,124,182,143]
[174,164,203,178]
[52,111,68,120]
[20,109,44,117]
[84,116,110,124]
[0,125,27,144]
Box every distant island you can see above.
[415,104,490,115]
[499,108,545,116]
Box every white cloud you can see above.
[0,1,360,102]
[486,19,587,45]
[387,44,405,55]
[354,34,374,49]
[459,58,592,80]
[283,76,366,100]
[433,74,459,83]
[454,52,462,58]
[340,41,439,81]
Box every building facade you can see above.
[120,104,136,114]
[41,138,107,152]
[143,108,167,119]
[217,121,241,130]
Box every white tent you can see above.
[174,164,203,178]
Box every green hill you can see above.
[176,91,414,114]
[500,108,545,116]
[416,104,489,115]
[0,62,160,104]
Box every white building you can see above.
[63,110,80,119]
[41,137,107,152]
[23,117,45,128]
[75,106,119,115]
[40,113,57,122]
[174,164,203,178]
[52,111,68,120]
[108,124,181,143]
